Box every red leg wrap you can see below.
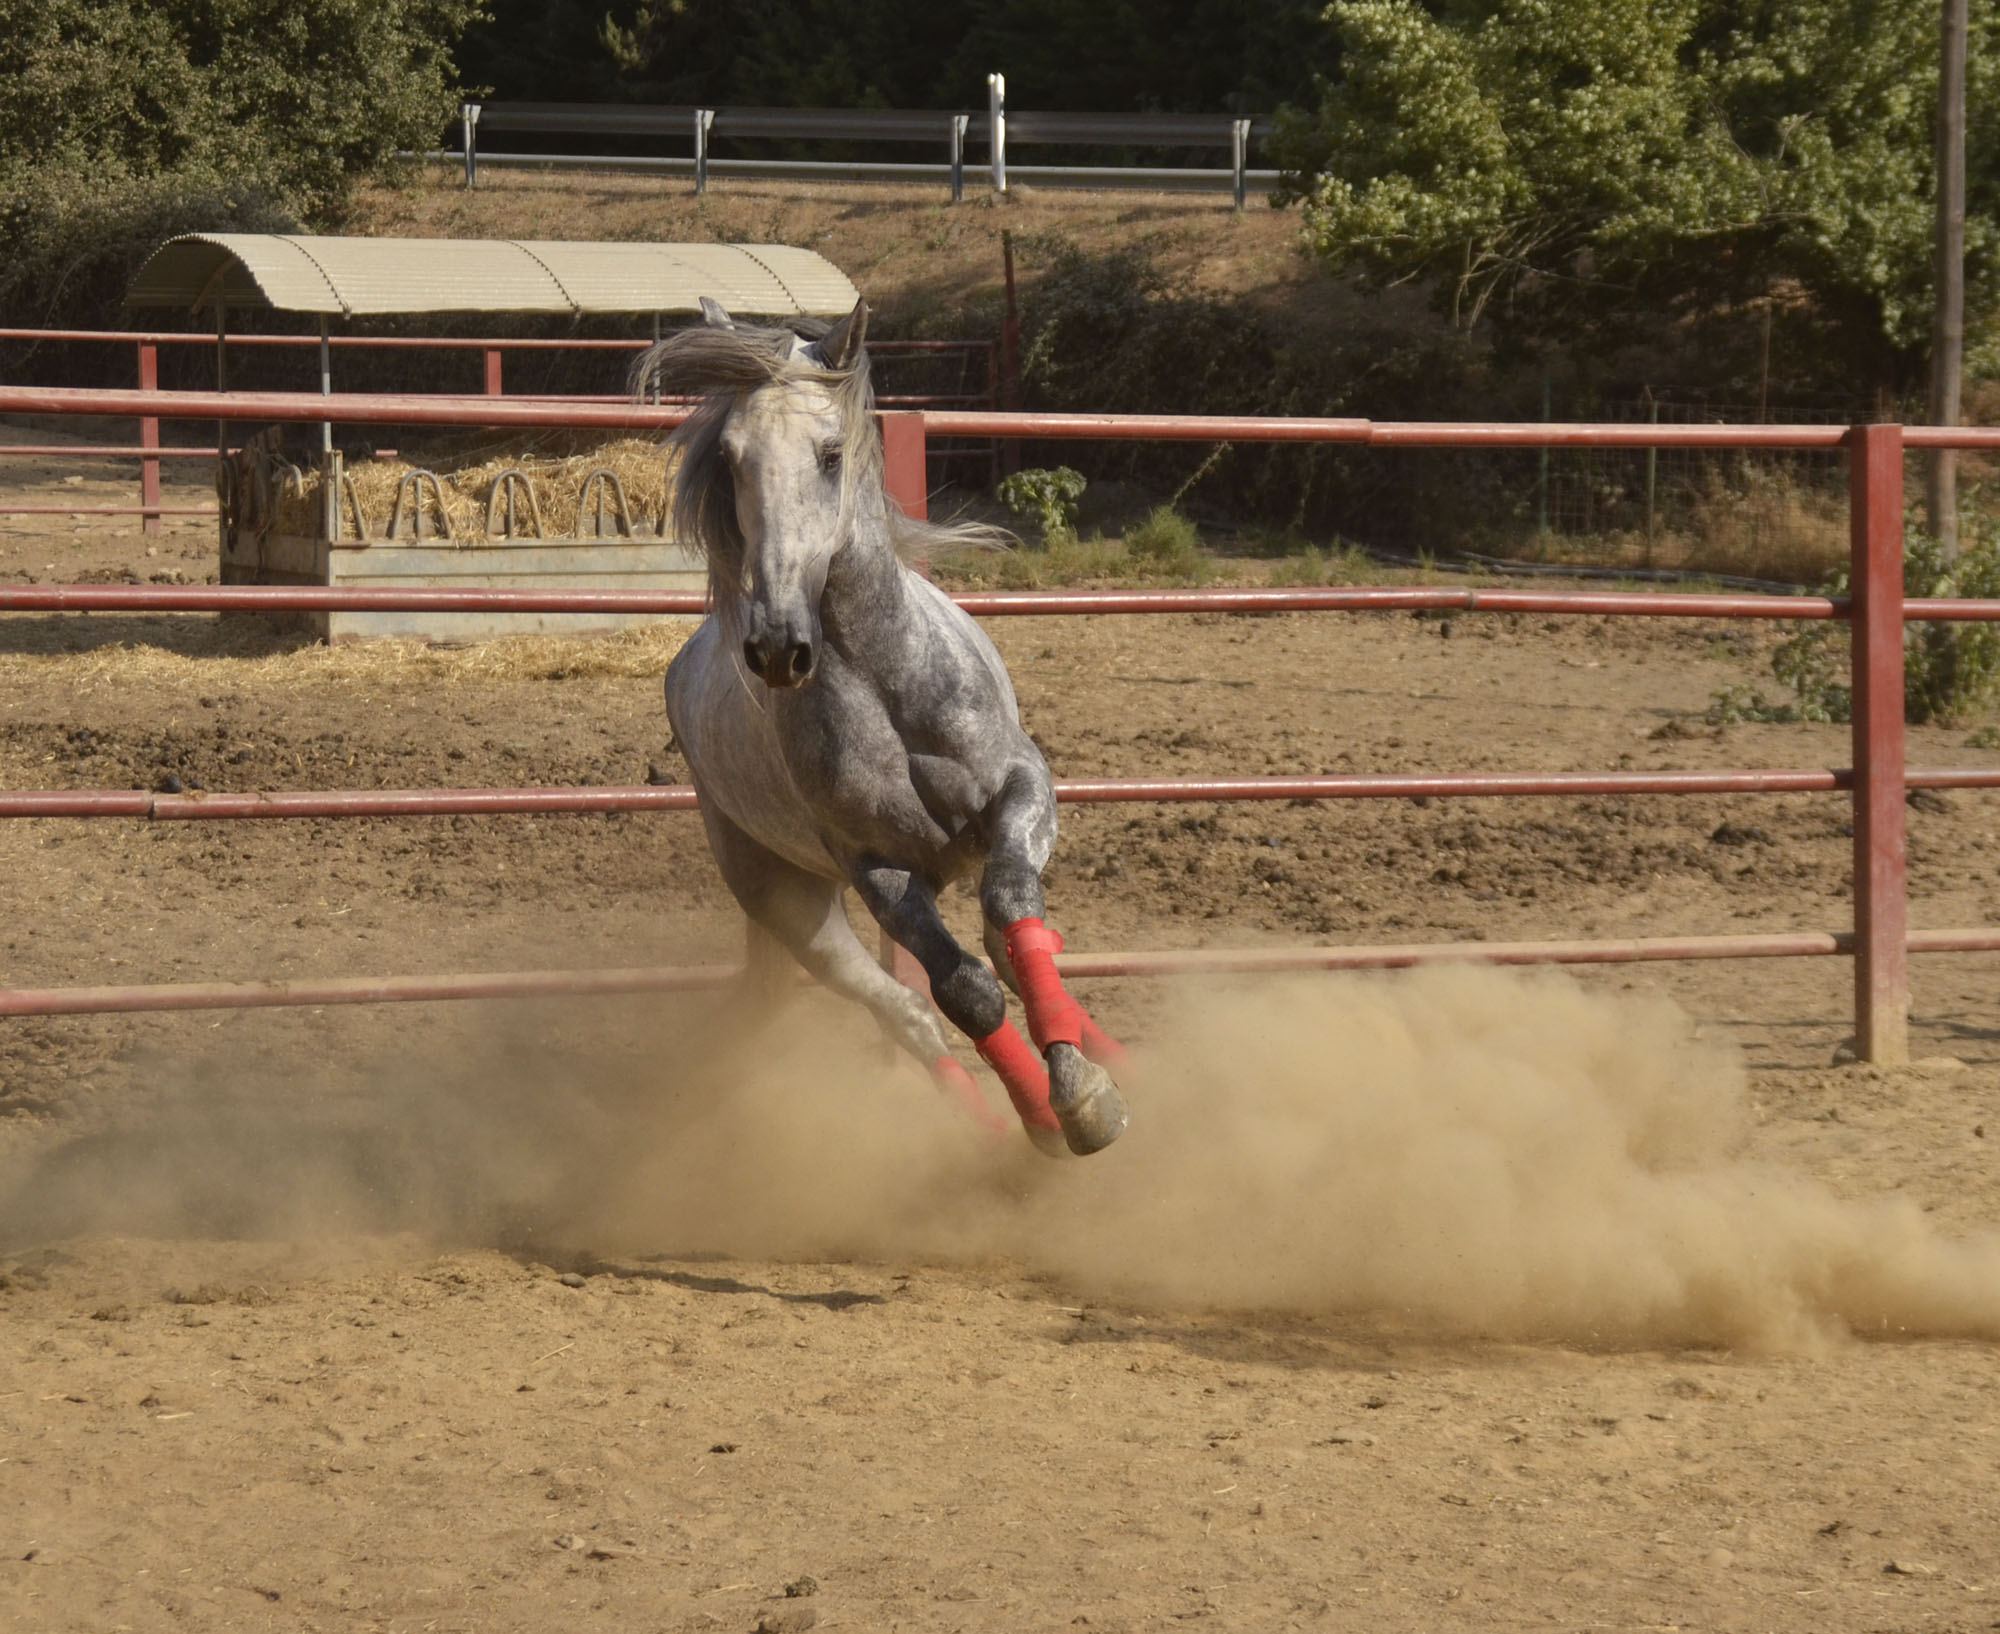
[930,1055,1008,1135]
[975,1019,1058,1131]
[1003,917,1088,1052]
[1079,1015,1130,1074]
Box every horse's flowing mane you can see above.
[630,316,1004,615]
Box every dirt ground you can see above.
[3,469,2000,1633]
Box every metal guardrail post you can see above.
[483,347,503,396]
[136,341,161,536]
[1849,422,1910,1065]
[950,114,968,203]
[1232,119,1251,210]
[461,103,480,188]
[988,74,1007,193]
[694,108,715,194]
[318,318,332,459]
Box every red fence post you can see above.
[136,342,161,536]
[880,410,928,521]
[484,348,503,397]
[1849,422,1909,1065]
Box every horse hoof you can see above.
[1047,1043,1129,1156]
[1024,1123,1072,1160]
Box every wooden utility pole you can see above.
[1928,0,1968,556]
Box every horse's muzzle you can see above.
[743,632,817,689]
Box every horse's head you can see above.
[662,295,871,691]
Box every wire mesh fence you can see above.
[1336,396,1872,583]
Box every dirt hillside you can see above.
[344,166,1417,344]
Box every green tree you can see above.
[1271,0,2000,387]
[1,0,483,212]
[469,0,1337,116]
[0,0,485,325]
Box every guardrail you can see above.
[456,78,1276,204]
[0,381,1996,1066]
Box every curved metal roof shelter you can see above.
[126,234,858,317]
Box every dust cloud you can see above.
[5,966,1998,1352]
[578,966,2000,1353]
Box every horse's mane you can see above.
[630,316,1005,615]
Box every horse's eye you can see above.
[817,442,842,475]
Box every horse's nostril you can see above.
[788,642,814,681]
[743,638,762,675]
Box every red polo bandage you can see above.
[931,1055,1008,1135]
[1003,917,1087,1052]
[974,1018,1058,1131]
[1079,1016,1130,1074]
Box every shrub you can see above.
[1708,513,2000,728]
[998,466,1087,547]
[0,164,297,334]
[1266,541,1373,587]
[1903,524,2000,725]
[1122,504,1202,573]
[0,0,482,217]
[1006,232,1514,545]
[0,0,485,329]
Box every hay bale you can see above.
[271,439,680,543]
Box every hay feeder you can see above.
[124,233,861,641]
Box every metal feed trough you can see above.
[220,428,701,643]
[123,234,861,640]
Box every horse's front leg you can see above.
[977,771,1131,1156]
[850,861,1064,1153]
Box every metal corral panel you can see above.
[324,538,708,642]
[126,235,858,318]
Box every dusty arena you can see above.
[3,467,2000,1632]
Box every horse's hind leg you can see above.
[978,771,1131,1156]
[731,916,794,1021]
[700,809,1003,1130]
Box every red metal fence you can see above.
[0,329,995,531]
[1,380,1998,1064]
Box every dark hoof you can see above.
[1047,1043,1129,1155]
[1024,1123,1071,1160]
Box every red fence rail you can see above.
[3,767,1999,825]
[3,382,2000,1063]
[0,328,996,531]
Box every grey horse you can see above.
[635,296,1129,1156]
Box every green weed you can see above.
[1266,542,1373,586]
[1123,505,1203,574]
[1707,513,2000,728]
[997,466,1087,547]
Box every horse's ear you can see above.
[814,298,869,370]
[699,296,736,330]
